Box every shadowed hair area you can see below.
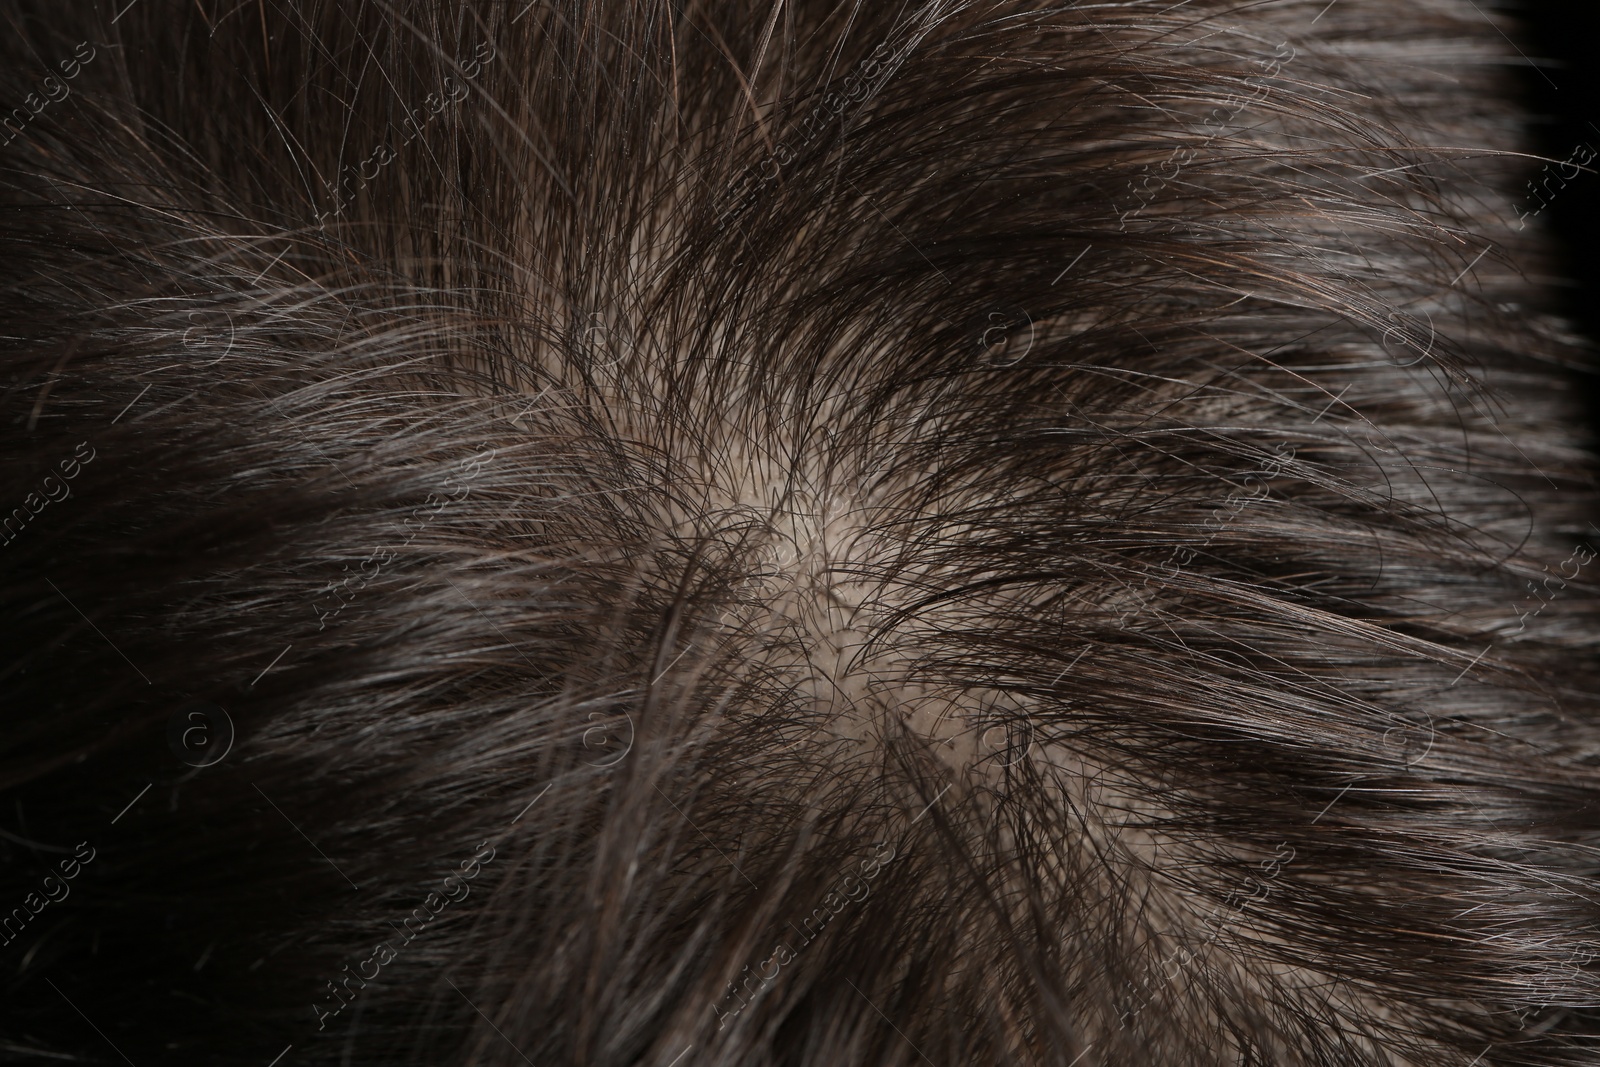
[1,1,1600,1064]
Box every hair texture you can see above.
[1,0,1599,1064]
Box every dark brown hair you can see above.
[1,1,1598,1064]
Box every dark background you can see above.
[1516,0,1600,421]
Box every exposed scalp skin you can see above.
[1,0,1599,1064]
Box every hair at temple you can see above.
[1,1,1599,1064]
